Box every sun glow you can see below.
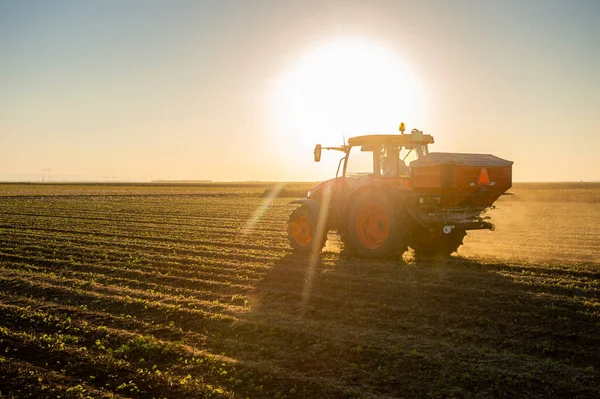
[273,38,424,153]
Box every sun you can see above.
[272,38,424,152]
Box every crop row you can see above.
[1,189,599,397]
[2,252,598,397]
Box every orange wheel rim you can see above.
[356,203,389,249]
[289,215,312,247]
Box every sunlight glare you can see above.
[273,38,424,150]
[300,185,332,313]
[242,184,284,235]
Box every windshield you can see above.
[344,143,417,178]
[345,146,375,177]
[381,144,411,177]
[344,143,420,178]
[402,148,418,168]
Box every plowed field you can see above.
[0,183,599,398]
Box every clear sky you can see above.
[1,0,599,182]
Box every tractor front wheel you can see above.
[347,192,408,258]
[287,205,326,253]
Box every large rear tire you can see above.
[346,192,408,258]
[287,205,327,253]
[410,228,466,258]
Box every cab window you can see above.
[345,146,375,177]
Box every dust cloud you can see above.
[460,185,600,265]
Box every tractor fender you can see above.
[343,183,414,220]
[288,198,321,217]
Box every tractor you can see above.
[287,124,513,258]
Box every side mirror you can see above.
[314,144,322,162]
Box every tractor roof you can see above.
[348,134,435,147]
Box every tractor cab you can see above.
[312,126,435,195]
[343,130,434,180]
[316,129,435,224]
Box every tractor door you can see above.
[343,144,380,189]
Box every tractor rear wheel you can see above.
[410,229,466,258]
[287,205,326,253]
[347,192,408,258]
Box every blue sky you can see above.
[1,0,599,181]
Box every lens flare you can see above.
[300,186,332,313]
[242,184,285,235]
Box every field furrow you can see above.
[1,183,599,398]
